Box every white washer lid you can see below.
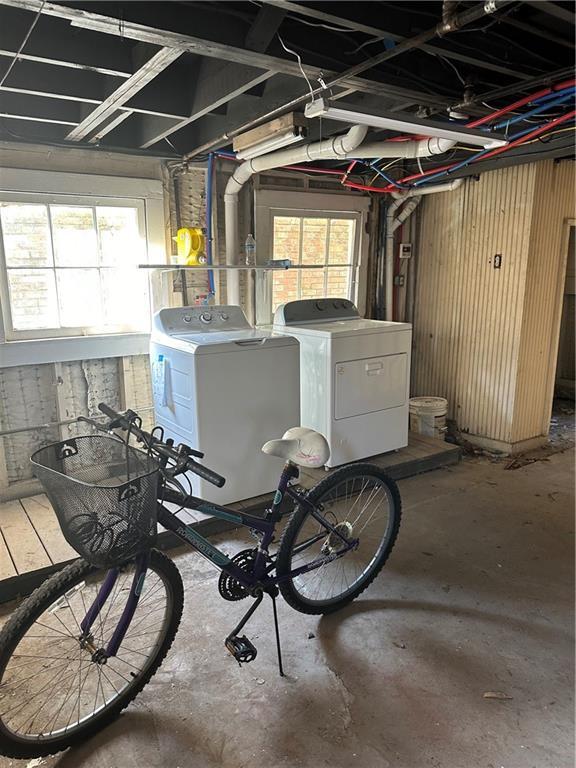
[171,328,298,354]
[273,318,411,338]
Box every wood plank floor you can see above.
[0,433,460,602]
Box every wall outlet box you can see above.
[399,242,412,259]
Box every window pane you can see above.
[56,268,102,327]
[326,265,351,298]
[300,269,326,300]
[7,269,58,329]
[51,206,98,267]
[97,207,142,266]
[101,268,149,329]
[0,204,52,267]
[328,219,355,265]
[272,269,298,311]
[301,218,328,266]
[273,216,300,263]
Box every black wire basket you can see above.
[31,434,160,568]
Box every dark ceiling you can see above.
[0,0,573,160]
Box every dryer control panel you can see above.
[154,305,251,335]
[274,298,359,326]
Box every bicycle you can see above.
[0,403,401,758]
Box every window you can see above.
[271,215,356,310]
[0,196,150,341]
[255,190,369,324]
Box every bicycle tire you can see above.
[277,463,401,615]
[0,549,183,759]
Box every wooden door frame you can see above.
[541,216,575,433]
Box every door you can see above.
[555,225,575,400]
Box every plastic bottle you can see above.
[244,233,256,266]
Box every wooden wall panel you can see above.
[413,164,537,446]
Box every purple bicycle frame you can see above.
[79,463,356,659]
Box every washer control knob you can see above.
[315,301,325,311]
[183,314,192,323]
[219,312,229,321]
[200,312,212,324]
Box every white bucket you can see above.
[409,396,448,440]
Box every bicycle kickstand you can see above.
[270,587,285,678]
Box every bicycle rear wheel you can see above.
[277,464,401,615]
[0,549,183,759]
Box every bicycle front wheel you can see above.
[0,549,183,759]
[277,464,401,615]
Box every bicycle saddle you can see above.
[262,427,330,468]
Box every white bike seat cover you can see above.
[262,427,330,468]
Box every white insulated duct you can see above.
[223,125,458,304]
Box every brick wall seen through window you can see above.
[271,216,355,310]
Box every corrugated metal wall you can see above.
[412,159,575,449]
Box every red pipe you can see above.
[468,78,575,127]
[345,109,575,194]
[215,80,575,189]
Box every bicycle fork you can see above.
[79,551,150,664]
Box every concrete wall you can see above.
[412,158,576,453]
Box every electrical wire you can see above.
[0,0,46,88]
[285,12,359,33]
[277,33,315,103]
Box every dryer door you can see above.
[334,353,407,420]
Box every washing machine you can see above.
[273,298,411,466]
[150,306,300,504]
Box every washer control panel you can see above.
[274,298,359,326]
[155,305,250,334]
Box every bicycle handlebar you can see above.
[93,403,226,488]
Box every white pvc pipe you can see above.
[223,127,458,304]
[390,178,464,199]
[385,178,464,320]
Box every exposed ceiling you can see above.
[0,0,573,163]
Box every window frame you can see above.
[254,190,370,324]
[0,168,166,367]
[0,193,149,341]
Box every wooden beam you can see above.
[0,0,453,111]
[66,46,183,141]
[0,47,132,77]
[524,1,575,23]
[140,68,274,149]
[499,17,575,49]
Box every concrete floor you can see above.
[1,450,573,768]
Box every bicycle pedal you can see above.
[225,635,257,665]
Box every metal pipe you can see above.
[0,408,154,438]
[205,152,215,295]
[184,0,513,161]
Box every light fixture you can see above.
[235,127,307,160]
[304,98,508,149]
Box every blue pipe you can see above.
[413,118,568,187]
[206,152,215,295]
[492,89,575,132]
